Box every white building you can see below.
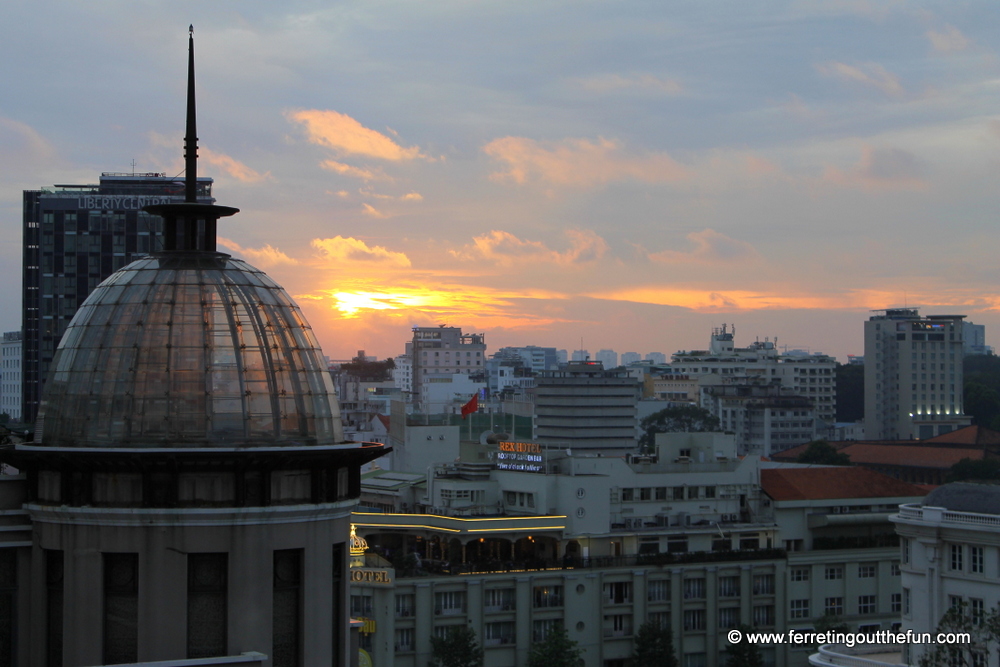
[701,382,820,456]
[407,327,486,409]
[887,482,1000,666]
[393,353,413,395]
[595,349,619,369]
[572,349,590,362]
[669,325,837,425]
[963,321,992,356]
[621,352,641,365]
[1,332,21,422]
[645,352,667,364]
[864,309,970,440]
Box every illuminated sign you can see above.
[350,568,392,585]
[74,195,178,210]
[495,441,544,473]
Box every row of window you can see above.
[789,594,886,619]
[619,486,717,501]
[789,562,899,581]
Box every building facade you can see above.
[21,172,214,424]
[0,332,21,422]
[864,309,970,440]
[668,326,837,426]
[407,327,486,409]
[532,361,641,453]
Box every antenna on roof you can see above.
[185,24,198,204]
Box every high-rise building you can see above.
[21,172,214,423]
[407,326,485,409]
[495,345,559,373]
[620,351,641,365]
[595,348,618,369]
[864,308,970,440]
[668,325,838,425]
[571,349,590,362]
[962,321,991,356]
[644,351,667,364]
[1,332,22,422]
[532,361,640,452]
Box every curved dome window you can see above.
[36,253,344,448]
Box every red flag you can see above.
[461,393,478,419]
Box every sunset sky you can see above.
[1,1,999,362]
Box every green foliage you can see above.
[528,627,582,667]
[964,382,1000,429]
[429,625,483,667]
[639,405,720,451]
[723,624,764,667]
[947,457,1000,483]
[631,620,678,667]
[814,614,849,634]
[916,602,999,667]
[834,363,864,423]
[339,357,395,382]
[796,439,850,465]
[0,413,8,425]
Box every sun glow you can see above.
[332,291,431,316]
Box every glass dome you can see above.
[36,253,345,448]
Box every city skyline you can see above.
[2,2,999,362]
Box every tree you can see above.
[528,626,582,667]
[814,613,849,634]
[722,624,764,667]
[339,356,395,382]
[631,620,678,667]
[429,625,483,667]
[964,382,1000,429]
[947,457,1000,483]
[639,405,720,451]
[916,602,999,667]
[796,440,850,465]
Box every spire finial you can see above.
[185,25,198,203]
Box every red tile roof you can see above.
[839,443,983,469]
[376,414,391,430]
[761,467,928,501]
[926,425,1000,446]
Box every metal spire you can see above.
[185,24,198,203]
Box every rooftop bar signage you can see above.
[495,441,544,473]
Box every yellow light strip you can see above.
[353,523,461,533]
[466,526,565,532]
[353,512,567,522]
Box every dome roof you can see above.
[36,252,345,448]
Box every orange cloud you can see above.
[648,229,759,264]
[287,109,424,160]
[452,229,608,266]
[823,145,927,191]
[200,147,268,183]
[361,203,388,218]
[483,136,688,187]
[311,236,410,266]
[816,61,904,97]
[217,236,296,267]
[320,160,389,181]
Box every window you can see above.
[858,564,876,579]
[903,588,911,616]
[648,611,670,629]
[683,609,705,631]
[485,588,515,612]
[621,488,634,501]
[647,579,670,603]
[753,574,774,595]
[719,576,740,598]
[891,562,900,577]
[950,544,964,571]
[753,605,774,628]
[790,599,810,619]
[104,553,139,665]
[825,597,844,616]
[273,549,302,667]
[683,578,705,599]
[532,619,563,642]
[435,591,467,615]
[396,593,415,617]
[351,594,374,616]
[858,624,880,636]
[46,550,62,667]
[858,595,876,615]
[971,598,984,625]
[718,607,740,629]
[902,538,910,564]
[604,613,633,638]
[485,621,515,646]
[395,628,414,652]
[891,593,901,613]
[533,585,563,608]
[188,553,227,659]
[790,567,810,582]
[971,546,984,574]
[604,581,632,605]
[824,566,843,580]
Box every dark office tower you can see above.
[21,173,214,424]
